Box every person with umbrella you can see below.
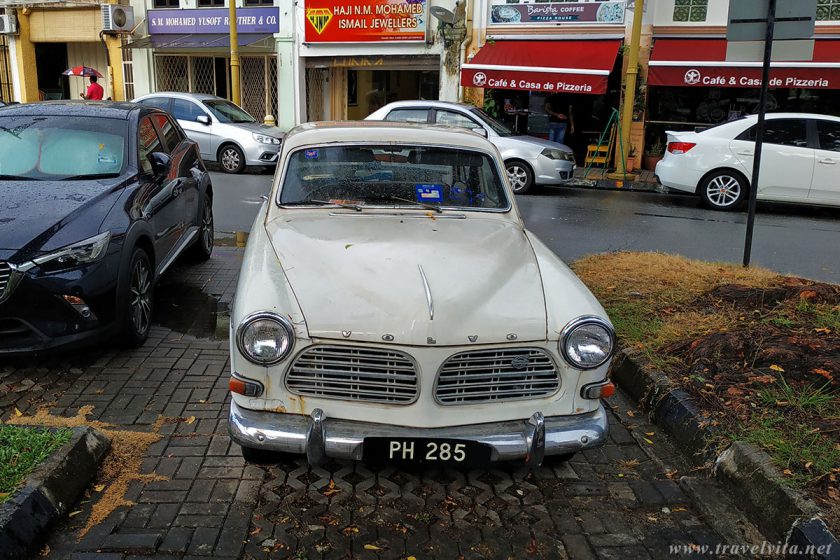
[63,66,104,100]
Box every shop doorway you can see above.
[35,43,70,100]
[346,69,439,120]
[0,36,12,102]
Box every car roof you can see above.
[0,100,142,119]
[376,100,478,112]
[282,121,496,152]
[741,112,840,122]
[135,92,222,101]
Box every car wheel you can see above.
[506,160,534,194]
[219,144,245,174]
[122,248,153,347]
[241,446,288,464]
[188,195,214,261]
[700,170,748,211]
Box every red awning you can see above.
[648,38,840,89]
[461,40,621,95]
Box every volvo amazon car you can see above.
[228,122,615,468]
[0,101,214,354]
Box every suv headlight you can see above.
[236,312,294,365]
[560,316,615,369]
[32,232,111,272]
[541,148,575,162]
[252,133,281,145]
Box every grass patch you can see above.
[0,425,72,502]
[757,379,835,415]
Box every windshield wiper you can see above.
[283,199,363,212]
[60,173,121,181]
[386,195,443,213]
[0,174,40,181]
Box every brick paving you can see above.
[0,247,764,559]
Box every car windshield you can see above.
[0,115,127,180]
[202,100,256,124]
[470,108,515,137]
[279,144,510,211]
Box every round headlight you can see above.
[561,317,615,369]
[236,312,294,365]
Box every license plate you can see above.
[363,437,491,467]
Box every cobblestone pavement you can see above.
[1,248,764,560]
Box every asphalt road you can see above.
[209,169,840,283]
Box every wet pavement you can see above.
[0,246,770,559]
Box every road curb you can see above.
[611,348,839,556]
[0,426,110,559]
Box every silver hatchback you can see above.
[133,92,286,174]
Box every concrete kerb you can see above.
[610,348,840,558]
[0,426,110,559]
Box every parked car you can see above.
[656,112,840,210]
[227,121,615,468]
[133,92,285,174]
[366,100,576,194]
[0,101,214,354]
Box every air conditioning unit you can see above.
[101,4,134,33]
[0,14,18,35]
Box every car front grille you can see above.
[286,345,419,404]
[0,262,11,301]
[436,348,560,405]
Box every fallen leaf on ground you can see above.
[815,327,832,334]
[726,387,743,396]
[813,368,833,380]
[249,527,262,536]
[364,544,382,551]
[645,432,655,436]
[783,469,793,476]
[184,416,196,425]
[805,462,813,469]
[323,479,341,497]
[13,407,22,417]
[93,484,105,492]
[39,545,50,557]
[0,492,9,500]
[749,375,776,384]
[644,438,654,445]
[626,410,635,417]
[769,364,785,372]
[68,510,83,517]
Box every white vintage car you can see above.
[228,121,615,468]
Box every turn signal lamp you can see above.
[229,376,264,398]
[581,381,616,400]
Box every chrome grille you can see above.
[436,348,560,405]
[286,345,419,404]
[0,262,10,300]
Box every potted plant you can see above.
[643,137,665,171]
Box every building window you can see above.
[817,0,840,21]
[153,0,179,8]
[198,0,225,6]
[673,0,707,22]
[245,0,273,5]
[121,37,135,101]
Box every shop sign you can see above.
[488,1,625,26]
[331,57,385,67]
[461,68,609,94]
[304,0,428,43]
[650,66,838,90]
[148,7,280,34]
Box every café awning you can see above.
[123,34,273,49]
[461,39,621,95]
[648,38,840,90]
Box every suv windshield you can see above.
[0,115,127,180]
[202,100,256,124]
[470,108,515,137]
[279,145,509,211]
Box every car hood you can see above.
[264,212,548,346]
[0,179,121,253]
[494,134,572,153]
[228,121,286,138]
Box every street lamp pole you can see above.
[229,0,241,106]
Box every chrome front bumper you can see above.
[228,400,608,466]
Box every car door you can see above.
[137,114,187,270]
[171,98,214,160]
[383,108,432,123]
[728,118,814,202]
[810,119,840,204]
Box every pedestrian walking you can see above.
[545,94,575,144]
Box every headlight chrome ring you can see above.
[236,311,295,366]
[560,316,615,370]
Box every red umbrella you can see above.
[63,66,103,78]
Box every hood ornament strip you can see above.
[418,265,434,321]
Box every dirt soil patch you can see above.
[574,252,840,531]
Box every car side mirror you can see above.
[196,115,211,125]
[472,127,488,138]
[149,152,171,178]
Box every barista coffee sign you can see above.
[488,1,625,25]
[304,0,428,43]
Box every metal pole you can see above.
[606,0,644,181]
[229,0,241,106]
[743,0,776,267]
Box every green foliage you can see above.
[0,426,72,502]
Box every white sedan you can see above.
[227,122,616,468]
[656,112,840,210]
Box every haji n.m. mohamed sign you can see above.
[304,0,428,43]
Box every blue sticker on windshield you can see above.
[415,184,443,203]
[305,149,319,159]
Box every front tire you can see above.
[219,144,245,174]
[188,195,214,261]
[506,160,535,194]
[700,170,748,211]
[121,248,153,347]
